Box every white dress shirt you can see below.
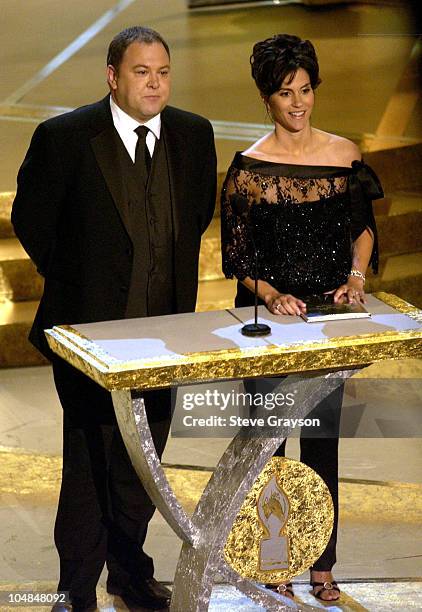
[110,96,161,162]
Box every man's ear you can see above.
[107,65,118,90]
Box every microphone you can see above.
[230,194,271,337]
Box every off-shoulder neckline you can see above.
[236,152,357,171]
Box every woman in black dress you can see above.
[221,34,383,602]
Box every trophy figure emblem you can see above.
[225,458,334,582]
[257,474,290,571]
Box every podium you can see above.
[45,293,421,611]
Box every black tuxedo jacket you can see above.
[12,96,217,357]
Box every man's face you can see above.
[107,41,171,122]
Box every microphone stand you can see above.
[241,230,271,337]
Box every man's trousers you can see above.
[52,359,171,606]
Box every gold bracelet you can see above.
[349,268,366,283]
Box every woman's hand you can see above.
[265,292,307,316]
[240,278,306,315]
[327,276,366,305]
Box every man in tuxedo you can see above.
[12,26,216,611]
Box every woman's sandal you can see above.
[265,582,295,599]
[310,580,340,601]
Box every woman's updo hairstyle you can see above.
[250,34,321,97]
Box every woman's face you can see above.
[265,67,314,132]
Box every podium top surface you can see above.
[44,293,422,390]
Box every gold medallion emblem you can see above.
[224,457,334,583]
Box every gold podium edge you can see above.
[44,292,422,391]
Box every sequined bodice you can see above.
[221,153,382,300]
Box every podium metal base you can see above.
[112,370,355,611]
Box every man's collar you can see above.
[110,95,161,139]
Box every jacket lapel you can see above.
[161,110,187,243]
[90,97,131,236]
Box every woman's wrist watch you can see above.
[348,268,366,284]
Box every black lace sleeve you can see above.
[221,165,254,280]
[349,160,384,274]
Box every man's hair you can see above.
[107,26,170,69]
[250,34,321,97]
